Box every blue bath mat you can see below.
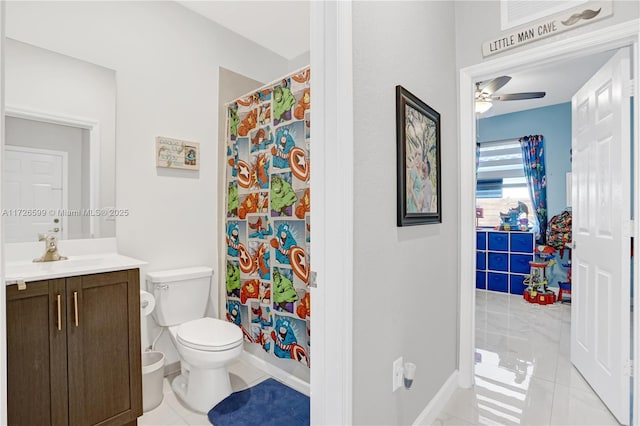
[208,378,310,426]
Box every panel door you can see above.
[3,146,66,242]
[571,48,631,425]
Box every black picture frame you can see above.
[396,85,442,226]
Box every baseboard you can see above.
[412,370,459,426]
[240,351,310,397]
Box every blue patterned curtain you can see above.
[519,135,547,244]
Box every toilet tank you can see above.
[147,266,213,327]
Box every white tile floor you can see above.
[432,290,621,426]
[142,292,621,426]
[139,358,270,426]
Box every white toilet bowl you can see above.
[168,317,243,413]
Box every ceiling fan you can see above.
[475,76,546,113]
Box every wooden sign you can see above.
[156,136,200,170]
[482,1,612,57]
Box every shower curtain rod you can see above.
[222,64,310,107]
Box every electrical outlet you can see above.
[392,356,403,392]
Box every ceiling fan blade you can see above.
[481,76,511,95]
[492,92,546,101]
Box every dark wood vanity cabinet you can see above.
[6,269,143,426]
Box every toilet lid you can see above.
[177,318,243,352]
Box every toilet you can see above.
[148,266,243,413]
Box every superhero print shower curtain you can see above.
[225,67,311,367]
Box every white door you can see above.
[571,48,632,425]
[3,146,67,242]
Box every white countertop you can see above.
[5,253,147,284]
[5,239,147,284]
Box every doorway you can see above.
[3,115,94,242]
[458,20,640,425]
[3,145,68,242]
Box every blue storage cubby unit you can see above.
[476,251,486,270]
[510,274,527,295]
[487,272,509,292]
[476,230,535,295]
[488,252,508,272]
[510,232,534,253]
[476,271,487,289]
[476,232,487,250]
[510,254,533,274]
[476,230,488,291]
[488,232,509,251]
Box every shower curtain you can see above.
[224,67,311,368]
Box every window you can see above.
[476,140,536,229]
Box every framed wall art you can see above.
[396,85,441,226]
[156,136,200,170]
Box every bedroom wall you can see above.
[478,102,572,219]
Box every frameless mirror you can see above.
[3,38,116,243]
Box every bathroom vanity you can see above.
[5,247,146,426]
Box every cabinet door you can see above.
[6,279,68,426]
[67,270,142,426]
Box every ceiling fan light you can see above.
[475,100,492,114]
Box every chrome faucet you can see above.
[33,232,68,262]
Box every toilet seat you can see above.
[176,317,243,352]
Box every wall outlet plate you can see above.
[392,356,403,392]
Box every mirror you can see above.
[3,38,116,243]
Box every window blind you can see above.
[477,139,526,182]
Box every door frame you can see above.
[5,105,102,238]
[458,18,640,418]
[1,3,6,425]
[310,1,354,424]
[4,145,69,240]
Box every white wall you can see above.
[5,1,291,363]
[454,0,640,69]
[4,37,116,238]
[351,2,458,424]
[288,50,310,72]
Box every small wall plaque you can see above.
[482,0,612,57]
[156,136,200,170]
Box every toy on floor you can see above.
[523,245,557,305]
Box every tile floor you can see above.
[433,290,621,426]
[139,358,270,426]
[141,291,621,426]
